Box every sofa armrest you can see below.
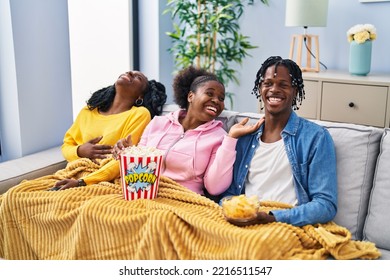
[0,146,67,194]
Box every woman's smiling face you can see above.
[187,80,225,122]
[260,65,297,117]
[116,71,148,97]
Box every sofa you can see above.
[0,146,67,194]
[0,103,389,259]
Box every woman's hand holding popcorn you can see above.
[113,134,133,160]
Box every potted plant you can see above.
[164,0,269,109]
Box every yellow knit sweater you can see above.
[61,106,151,185]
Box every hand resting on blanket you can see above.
[227,211,276,227]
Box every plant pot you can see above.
[349,40,372,76]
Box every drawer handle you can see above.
[348,102,355,108]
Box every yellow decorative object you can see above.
[347,24,377,44]
[222,194,259,220]
[0,158,381,260]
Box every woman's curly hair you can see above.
[86,79,167,118]
[172,66,224,109]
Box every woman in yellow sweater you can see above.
[51,71,166,189]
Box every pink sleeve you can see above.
[138,120,153,147]
[203,135,237,195]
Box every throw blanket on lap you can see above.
[0,159,380,260]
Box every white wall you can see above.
[157,0,390,114]
[0,0,20,161]
[138,0,160,81]
[68,0,175,117]
[222,0,390,113]
[0,0,171,162]
[0,0,72,161]
[138,0,175,103]
[68,0,133,119]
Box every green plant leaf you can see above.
[165,0,270,109]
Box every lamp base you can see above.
[289,34,320,72]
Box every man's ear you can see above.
[293,87,298,98]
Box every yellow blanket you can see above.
[0,159,381,260]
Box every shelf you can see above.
[301,70,390,127]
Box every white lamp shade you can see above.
[285,0,329,27]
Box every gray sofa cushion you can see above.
[363,129,390,252]
[0,146,67,194]
[312,120,383,240]
[234,112,265,126]
[218,110,240,132]
[378,249,390,260]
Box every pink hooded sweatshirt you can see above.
[138,109,237,195]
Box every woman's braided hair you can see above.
[87,85,116,112]
[86,80,167,118]
[143,80,167,118]
[251,56,305,110]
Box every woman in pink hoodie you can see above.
[114,66,262,196]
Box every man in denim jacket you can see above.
[221,56,337,227]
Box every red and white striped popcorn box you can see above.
[119,146,163,200]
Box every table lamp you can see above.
[285,0,329,72]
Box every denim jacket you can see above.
[221,111,337,226]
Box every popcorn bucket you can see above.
[119,146,163,200]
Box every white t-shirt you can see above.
[245,139,298,206]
